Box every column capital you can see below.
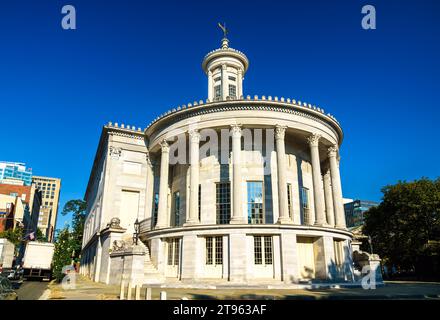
[275,125,287,140]
[307,133,321,147]
[160,140,169,153]
[221,63,227,70]
[230,124,242,138]
[145,151,153,168]
[327,145,338,158]
[208,70,212,76]
[189,129,201,144]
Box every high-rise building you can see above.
[0,162,33,186]
[344,199,379,228]
[32,176,61,242]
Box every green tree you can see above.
[363,177,440,278]
[0,226,23,247]
[52,227,75,282]
[36,228,47,242]
[61,199,86,263]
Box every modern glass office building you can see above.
[0,162,33,186]
[344,199,379,228]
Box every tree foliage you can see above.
[61,199,86,262]
[52,227,76,282]
[0,226,23,247]
[36,228,47,242]
[363,177,440,277]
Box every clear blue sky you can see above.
[1,0,439,230]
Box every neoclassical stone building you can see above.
[80,35,354,287]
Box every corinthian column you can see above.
[328,146,346,229]
[156,140,170,229]
[186,129,200,225]
[276,125,290,224]
[307,134,326,226]
[230,124,246,224]
[323,168,335,227]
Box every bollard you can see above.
[145,287,152,300]
[127,282,133,300]
[119,280,125,300]
[135,285,141,300]
[160,291,167,300]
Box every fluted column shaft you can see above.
[276,125,290,223]
[156,141,170,229]
[230,125,246,224]
[323,168,335,227]
[308,134,326,226]
[221,64,228,100]
[328,146,346,229]
[186,130,200,225]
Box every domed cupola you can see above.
[202,23,249,102]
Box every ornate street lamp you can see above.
[133,219,140,245]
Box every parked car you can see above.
[0,275,18,300]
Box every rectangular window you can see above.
[301,187,310,224]
[228,84,236,98]
[287,183,292,218]
[254,236,273,265]
[206,237,213,265]
[205,236,223,266]
[173,191,181,226]
[167,238,180,266]
[214,85,221,98]
[247,181,264,224]
[153,193,159,226]
[198,184,201,222]
[216,182,231,224]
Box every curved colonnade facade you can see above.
[80,36,354,286]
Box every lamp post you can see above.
[133,219,140,246]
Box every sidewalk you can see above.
[43,275,440,300]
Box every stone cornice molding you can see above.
[146,101,342,145]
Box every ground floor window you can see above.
[247,181,264,224]
[254,236,273,265]
[167,238,180,266]
[205,236,223,265]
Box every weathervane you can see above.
[218,22,228,39]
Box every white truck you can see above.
[22,242,55,281]
[0,239,15,273]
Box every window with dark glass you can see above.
[247,182,264,224]
[228,84,236,98]
[216,182,230,224]
[205,236,223,266]
[173,191,181,226]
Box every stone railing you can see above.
[105,95,341,137]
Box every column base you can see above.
[314,221,329,227]
[277,217,293,224]
[229,218,247,225]
[183,220,200,227]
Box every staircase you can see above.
[139,242,164,284]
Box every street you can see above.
[14,280,49,300]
